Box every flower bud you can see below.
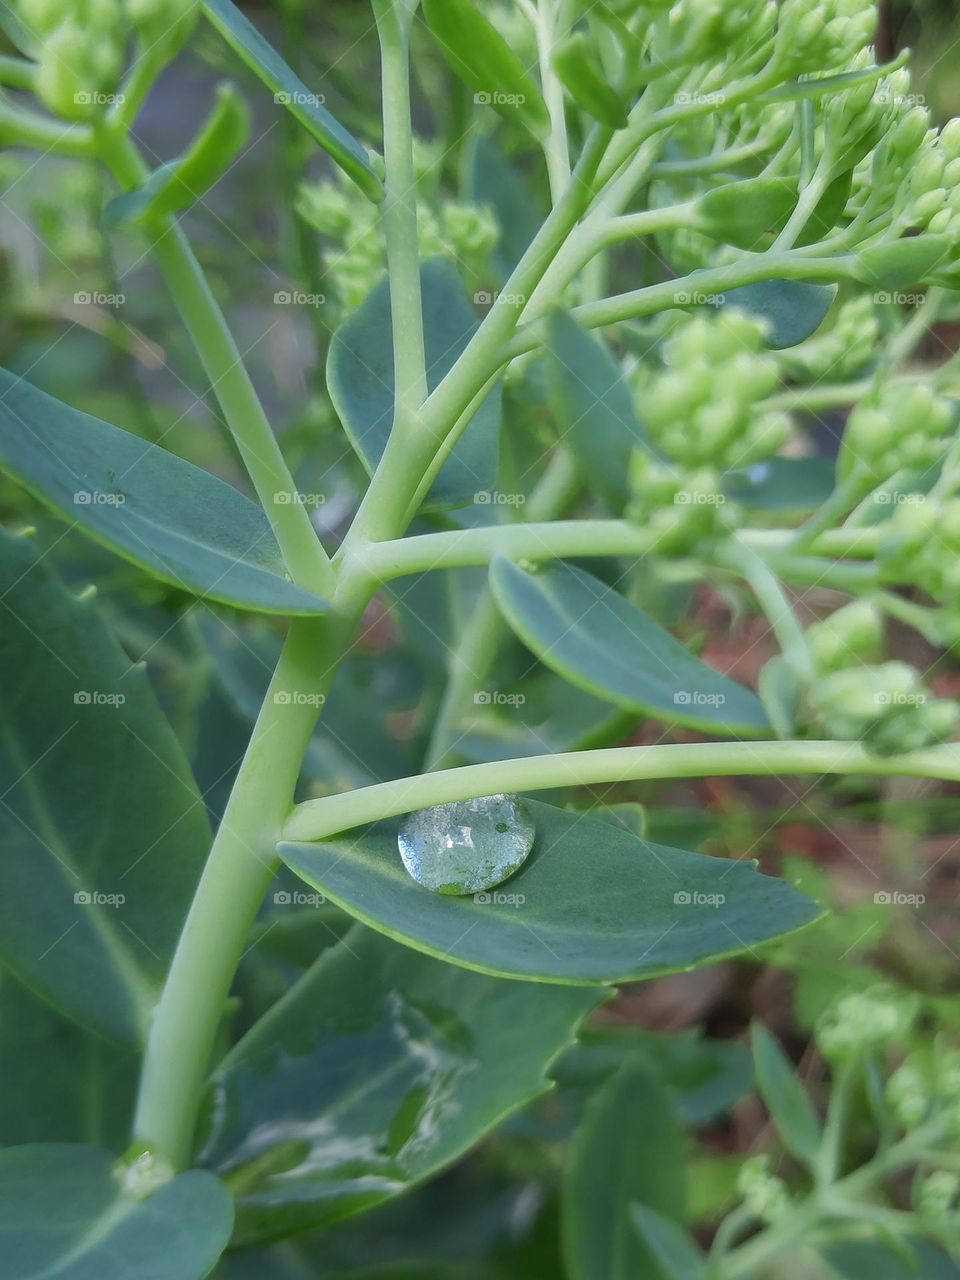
[807,601,883,674]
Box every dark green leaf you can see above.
[489,558,770,735]
[629,1204,706,1280]
[463,135,545,280]
[421,0,550,138]
[551,33,629,128]
[545,312,645,508]
[104,84,250,227]
[199,925,602,1245]
[0,368,329,614]
[0,972,136,1149]
[563,1057,685,1280]
[822,1238,960,1279]
[201,0,383,201]
[328,260,501,510]
[0,1144,232,1280]
[280,800,820,985]
[709,280,837,349]
[750,1022,822,1166]
[725,457,836,511]
[696,178,795,251]
[0,530,210,1044]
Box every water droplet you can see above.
[398,794,535,895]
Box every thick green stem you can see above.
[96,128,333,596]
[132,615,357,1167]
[283,740,960,843]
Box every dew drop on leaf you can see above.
[397,794,535,895]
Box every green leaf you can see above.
[421,0,550,138]
[822,1239,960,1279]
[463,134,545,280]
[696,177,795,251]
[545,312,645,508]
[563,1057,685,1280]
[199,925,602,1245]
[750,1022,822,1166]
[0,530,210,1045]
[0,973,136,1148]
[629,1204,706,1280]
[489,558,770,735]
[0,368,328,614]
[328,260,501,509]
[852,235,951,290]
[104,83,250,227]
[758,654,804,740]
[551,33,629,128]
[710,280,837,349]
[0,1144,232,1279]
[725,457,836,511]
[280,800,820,986]
[201,0,383,201]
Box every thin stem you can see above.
[96,128,334,595]
[0,54,36,90]
[533,0,571,202]
[720,541,813,680]
[283,740,960,843]
[0,101,92,155]
[788,476,869,554]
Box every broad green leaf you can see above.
[709,280,837,349]
[489,558,770,735]
[545,312,645,508]
[0,1144,232,1279]
[421,0,550,138]
[563,1057,685,1280]
[199,925,602,1244]
[104,84,250,227]
[852,235,951,290]
[463,134,545,280]
[822,1238,960,1279]
[630,1205,706,1280]
[725,457,836,511]
[280,801,820,985]
[201,0,383,201]
[750,1022,822,1166]
[0,530,210,1044]
[696,178,795,251]
[328,260,501,509]
[0,368,329,615]
[552,33,628,128]
[0,972,136,1149]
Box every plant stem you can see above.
[0,101,92,154]
[533,0,570,203]
[95,128,334,596]
[133,615,356,1167]
[283,739,960,843]
[719,541,814,680]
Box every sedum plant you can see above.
[2,0,960,1274]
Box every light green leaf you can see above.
[462,134,545,280]
[0,368,328,614]
[629,1204,707,1280]
[199,925,602,1245]
[421,0,550,138]
[0,530,210,1045]
[201,0,383,201]
[545,312,645,509]
[696,177,795,250]
[328,259,501,509]
[280,801,820,986]
[551,33,629,128]
[0,1144,232,1279]
[852,235,951,290]
[710,280,837,349]
[750,1022,822,1167]
[563,1057,685,1280]
[489,558,770,735]
[104,84,250,227]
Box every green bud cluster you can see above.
[806,600,883,674]
[773,0,876,76]
[627,454,733,553]
[736,1155,790,1223]
[808,660,957,754]
[637,311,789,470]
[877,496,960,616]
[886,1058,930,1129]
[839,382,952,485]
[779,297,880,383]
[915,1171,960,1226]
[297,169,500,314]
[816,986,918,1062]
